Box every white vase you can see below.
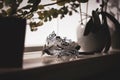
[77,23,110,53]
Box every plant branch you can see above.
[43,0,69,7]
[19,0,69,10]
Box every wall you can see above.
[24,0,100,47]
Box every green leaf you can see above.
[62,6,68,14]
[36,21,43,26]
[26,13,34,19]
[29,22,38,31]
[57,1,65,6]
[56,0,69,6]
[6,8,12,16]
[0,3,3,9]
[52,12,58,18]
[49,8,58,18]
[37,11,44,20]
[4,0,12,6]
[44,17,48,22]
[38,5,44,9]
[48,16,52,21]
[17,0,23,4]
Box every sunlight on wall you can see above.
[25,0,100,47]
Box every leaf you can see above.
[49,8,58,18]
[30,0,41,12]
[21,5,32,9]
[44,11,49,17]
[37,11,44,20]
[48,16,52,21]
[83,17,94,36]
[26,13,34,19]
[44,17,48,22]
[4,0,11,6]
[77,0,89,3]
[17,0,23,4]
[74,3,80,8]
[103,12,120,31]
[60,14,64,19]
[57,0,68,6]
[28,0,37,3]
[52,12,58,18]
[6,8,12,16]
[71,6,78,13]
[30,27,38,31]
[23,11,28,15]
[0,3,3,9]
[27,0,41,8]
[69,11,72,16]
[92,10,101,33]
[62,6,68,14]
[38,5,44,9]
[36,21,43,26]
[1,10,7,16]
[29,22,38,31]
[57,0,65,6]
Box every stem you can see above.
[79,3,83,24]
[43,0,68,7]
[86,1,89,24]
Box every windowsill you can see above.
[0,50,120,80]
[0,49,119,70]
[23,50,116,69]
